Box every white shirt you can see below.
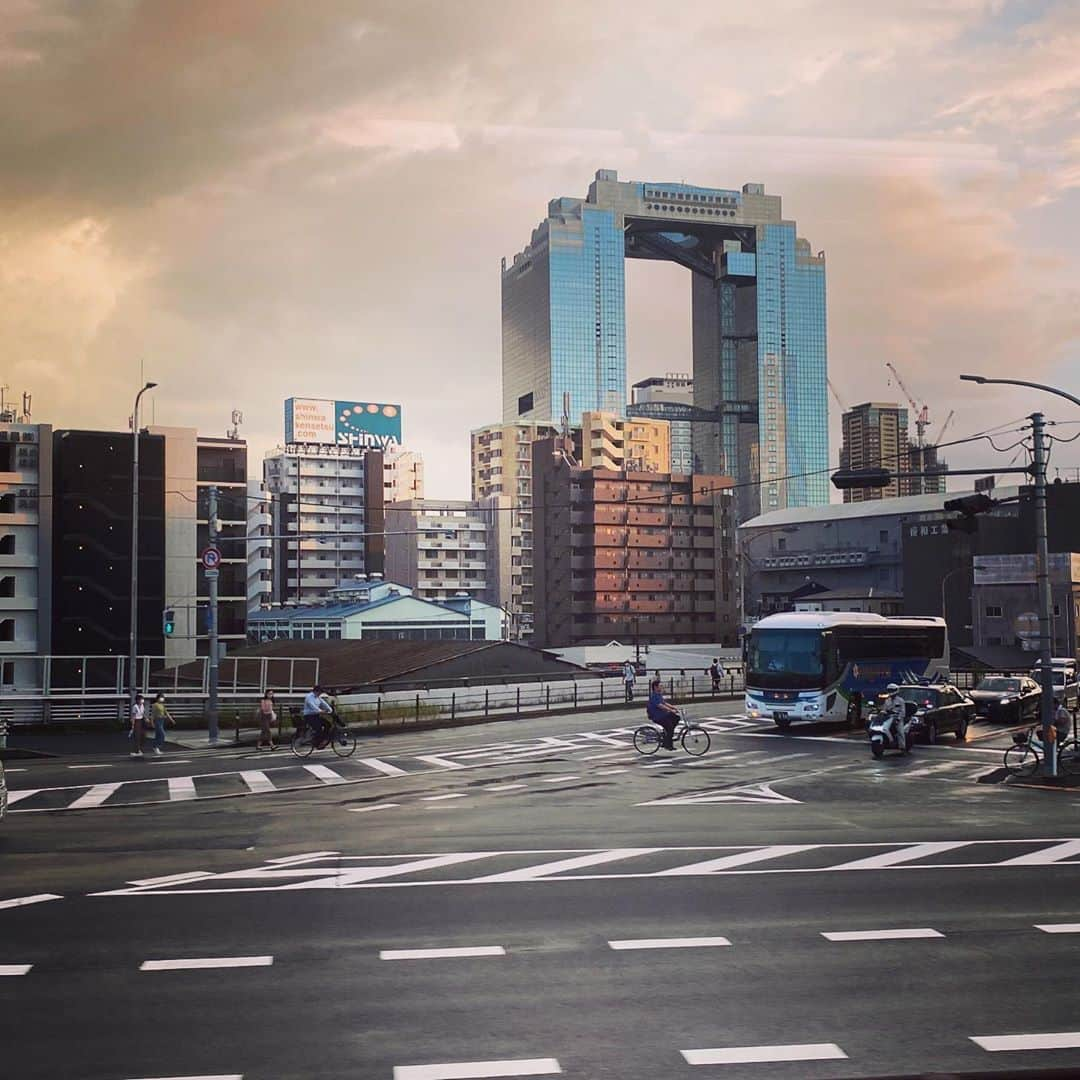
[131,702,145,721]
[623,664,635,682]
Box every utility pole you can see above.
[207,484,220,745]
[128,381,157,711]
[1030,413,1057,776]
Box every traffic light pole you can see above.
[207,484,220,745]
[1030,413,1057,776]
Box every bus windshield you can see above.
[746,629,826,689]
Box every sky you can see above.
[3,0,1080,497]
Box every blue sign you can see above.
[285,398,403,449]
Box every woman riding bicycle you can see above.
[646,677,680,751]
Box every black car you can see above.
[891,684,974,743]
[967,675,1041,724]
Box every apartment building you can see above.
[580,411,670,473]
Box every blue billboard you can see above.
[285,398,402,449]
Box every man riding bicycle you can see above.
[302,684,334,747]
[647,676,680,751]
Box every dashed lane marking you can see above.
[380,946,506,961]
[540,775,580,783]
[348,803,400,813]
[393,1060,562,1079]
[481,784,528,792]
[608,937,730,950]
[971,1032,1080,1052]
[0,893,63,910]
[682,1043,847,1065]
[821,928,943,941]
[1035,923,1080,933]
[128,1075,243,1080]
[421,793,469,802]
[140,956,273,971]
[0,964,32,975]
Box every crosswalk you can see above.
[5,720,752,814]
[93,837,1080,897]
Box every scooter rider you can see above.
[881,682,909,752]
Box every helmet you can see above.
[885,683,900,694]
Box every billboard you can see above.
[285,398,402,449]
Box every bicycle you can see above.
[633,709,711,757]
[291,712,357,759]
[1003,727,1080,777]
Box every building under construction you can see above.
[839,402,946,502]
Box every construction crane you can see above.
[935,408,955,446]
[885,361,930,446]
[827,377,847,412]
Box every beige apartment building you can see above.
[580,412,670,473]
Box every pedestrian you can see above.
[623,660,636,702]
[150,693,174,756]
[255,689,277,750]
[129,693,146,758]
[709,658,722,693]
[1054,698,1073,744]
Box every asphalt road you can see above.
[2,704,1079,1079]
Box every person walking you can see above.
[709,658,722,694]
[255,690,277,750]
[129,693,147,758]
[623,660,636,702]
[1054,698,1073,744]
[150,693,174,756]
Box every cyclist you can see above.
[302,684,333,747]
[647,676,680,751]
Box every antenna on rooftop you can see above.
[228,410,243,441]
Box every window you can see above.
[0,535,12,554]
[517,391,534,416]
[984,605,1003,618]
[879,530,888,543]
[777,538,786,551]
[0,576,13,598]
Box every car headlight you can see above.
[1000,698,1011,705]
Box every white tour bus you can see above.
[744,612,949,728]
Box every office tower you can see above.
[503,170,827,519]
[579,411,670,473]
[150,426,248,660]
[0,409,52,686]
[531,437,737,647]
[632,374,694,474]
[384,500,489,604]
[839,403,910,502]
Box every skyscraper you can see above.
[839,402,909,502]
[502,169,828,519]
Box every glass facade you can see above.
[503,170,827,518]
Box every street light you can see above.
[960,373,1078,775]
[128,380,158,710]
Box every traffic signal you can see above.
[831,467,892,491]
[162,607,176,636]
[943,493,995,533]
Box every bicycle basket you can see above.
[1011,730,1030,746]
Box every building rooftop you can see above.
[740,487,1021,530]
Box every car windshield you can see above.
[1052,673,1070,686]
[894,687,938,705]
[976,678,1020,693]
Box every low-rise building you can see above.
[247,576,504,642]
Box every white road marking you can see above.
[128,872,214,888]
[0,893,63,910]
[421,793,469,802]
[348,803,400,813]
[271,852,500,889]
[579,751,626,760]
[150,759,192,765]
[3,767,26,772]
[641,781,801,807]
[654,844,818,875]
[609,937,731,950]
[68,783,122,809]
[128,1075,242,1080]
[470,848,659,883]
[902,763,970,779]
[416,754,466,771]
[4,789,41,805]
[972,1032,1080,1052]
[822,928,943,941]
[359,757,408,776]
[1035,923,1080,933]
[302,764,345,785]
[827,841,969,871]
[580,733,631,746]
[265,851,339,864]
[540,775,580,783]
[682,1044,847,1065]
[393,1060,561,1079]
[239,771,276,794]
[167,776,197,801]
[380,946,506,960]
[0,964,32,975]
[594,768,626,776]
[1001,839,1080,866]
[481,784,528,792]
[67,764,114,770]
[140,956,273,971]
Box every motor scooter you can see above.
[867,700,916,759]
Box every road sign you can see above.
[201,546,222,570]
